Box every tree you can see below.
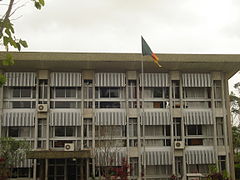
[0,0,45,86]
[0,137,30,179]
[94,125,127,179]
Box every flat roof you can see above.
[1,52,240,78]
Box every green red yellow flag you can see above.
[141,36,161,67]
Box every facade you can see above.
[0,52,239,180]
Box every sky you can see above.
[2,0,240,91]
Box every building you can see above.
[0,52,239,180]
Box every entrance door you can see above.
[48,159,87,180]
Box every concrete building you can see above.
[0,52,239,180]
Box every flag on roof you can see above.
[141,36,161,67]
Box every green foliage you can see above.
[0,0,45,86]
[0,74,6,86]
[0,137,30,178]
[33,0,45,9]
[232,126,240,153]
[207,165,230,180]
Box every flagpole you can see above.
[141,55,146,180]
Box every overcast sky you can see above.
[3,0,240,90]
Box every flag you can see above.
[141,36,161,67]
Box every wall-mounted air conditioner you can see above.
[37,104,48,112]
[174,141,185,149]
[64,143,74,151]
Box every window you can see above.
[9,127,19,137]
[130,158,138,177]
[218,156,226,171]
[50,101,81,108]
[11,168,32,178]
[83,118,92,137]
[55,127,75,137]
[99,87,120,98]
[146,165,172,175]
[13,87,35,98]
[51,87,80,98]
[172,80,180,99]
[129,118,137,137]
[128,80,137,99]
[95,101,121,108]
[145,125,170,136]
[9,127,30,137]
[187,125,202,135]
[12,101,35,108]
[153,87,169,98]
[173,118,181,137]
[95,126,125,137]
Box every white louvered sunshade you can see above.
[182,73,211,87]
[4,72,36,86]
[15,159,32,168]
[183,110,213,125]
[143,150,172,165]
[2,111,35,126]
[185,148,216,164]
[95,150,126,166]
[141,111,170,125]
[95,73,126,87]
[50,72,82,87]
[49,111,81,126]
[140,73,169,87]
[95,111,126,125]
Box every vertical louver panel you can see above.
[143,150,172,165]
[183,110,213,125]
[182,73,211,87]
[2,111,35,126]
[95,150,126,166]
[49,110,81,126]
[185,148,215,164]
[50,72,81,87]
[95,111,126,125]
[139,73,169,87]
[141,111,170,125]
[95,73,126,87]
[15,159,32,168]
[4,72,36,86]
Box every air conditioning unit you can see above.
[174,141,185,149]
[64,143,74,151]
[37,104,48,112]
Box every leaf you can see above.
[39,0,45,6]
[0,73,6,86]
[16,42,21,51]
[5,28,11,37]
[35,2,41,9]
[2,54,14,66]
[3,36,9,46]
[19,39,28,48]
[8,37,17,48]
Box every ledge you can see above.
[27,150,92,159]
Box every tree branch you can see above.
[0,0,15,37]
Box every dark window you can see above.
[13,87,32,98]
[55,127,65,136]
[99,87,119,98]
[9,127,19,137]
[187,125,202,135]
[99,101,120,108]
[55,127,74,137]
[12,101,34,108]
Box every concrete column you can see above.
[179,73,186,180]
[224,74,235,180]
[211,74,219,170]
[0,69,3,138]
[45,159,48,180]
